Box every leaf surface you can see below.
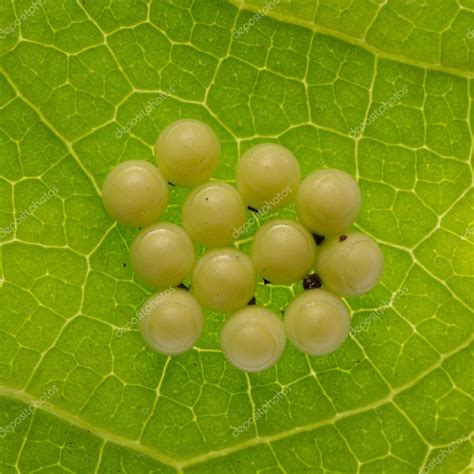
[0,0,473,473]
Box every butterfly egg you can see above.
[236,143,301,210]
[139,289,204,355]
[250,219,317,284]
[182,181,247,247]
[155,119,221,187]
[316,232,384,296]
[101,160,168,227]
[296,169,361,236]
[284,288,350,356]
[130,223,195,289]
[220,306,286,372]
[192,248,257,312]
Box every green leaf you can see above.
[0,0,472,472]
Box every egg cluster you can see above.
[102,119,384,372]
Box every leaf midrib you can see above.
[1,336,471,472]
[231,0,474,79]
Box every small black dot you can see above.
[312,234,325,246]
[178,283,189,290]
[247,205,258,213]
[205,197,209,201]
[123,263,127,267]
[339,235,347,242]
[263,278,271,285]
[303,273,322,290]
[168,182,175,186]
[247,296,256,305]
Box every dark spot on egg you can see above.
[303,273,322,290]
[312,234,325,246]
